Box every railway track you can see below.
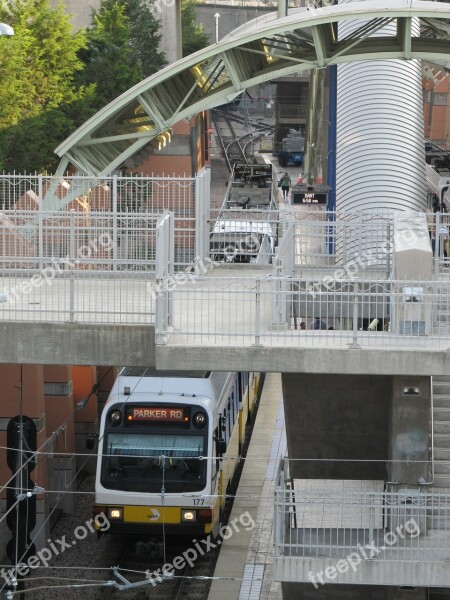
[98,537,219,600]
[212,109,274,171]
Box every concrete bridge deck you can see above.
[1,266,450,374]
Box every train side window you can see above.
[222,409,228,443]
[212,427,220,482]
[227,400,231,434]
[234,378,239,417]
[230,387,236,424]
[239,372,247,405]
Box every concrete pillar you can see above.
[0,364,49,559]
[282,373,392,480]
[158,0,182,63]
[73,366,98,474]
[388,376,430,485]
[44,366,76,514]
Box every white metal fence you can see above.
[155,275,450,349]
[2,173,450,334]
[0,174,198,271]
[0,271,155,324]
[274,459,450,562]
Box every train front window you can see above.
[101,433,206,493]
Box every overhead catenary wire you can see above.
[0,369,116,595]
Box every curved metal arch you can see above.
[55,0,450,177]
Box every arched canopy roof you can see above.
[55,0,450,176]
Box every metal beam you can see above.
[311,25,327,67]
[52,0,450,182]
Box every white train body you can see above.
[94,368,259,536]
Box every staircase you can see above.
[432,375,450,489]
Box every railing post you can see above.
[38,175,44,271]
[69,209,75,322]
[435,211,440,276]
[195,170,210,263]
[112,174,118,272]
[350,282,360,348]
[155,211,174,343]
[167,212,174,327]
[255,278,261,346]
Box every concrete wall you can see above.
[3,325,450,373]
[282,373,392,480]
[52,0,181,64]
[0,322,156,366]
[195,4,273,44]
[73,366,99,474]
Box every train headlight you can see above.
[193,412,207,429]
[107,507,123,520]
[181,510,196,522]
[108,410,122,427]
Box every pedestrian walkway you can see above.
[208,372,286,600]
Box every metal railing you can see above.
[274,459,450,562]
[0,173,198,271]
[293,211,393,272]
[155,275,450,349]
[0,270,155,324]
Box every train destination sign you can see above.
[292,190,327,205]
[127,407,186,422]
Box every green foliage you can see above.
[124,0,166,77]
[75,2,142,108]
[76,0,166,108]
[0,0,166,172]
[0,0,95,172]
[181,0,210,57]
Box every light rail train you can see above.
[94,368,260,537]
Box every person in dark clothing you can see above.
[280,172,291,201]
[311,317,327,330]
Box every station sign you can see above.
[292,190,328,205]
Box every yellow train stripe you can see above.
[124,506,180,524]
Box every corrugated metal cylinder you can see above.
[336,10,427,214]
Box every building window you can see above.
[432,92,447,105]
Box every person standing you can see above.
[311,317,327,330]
[438,222,449,259]
[280,172,292,201]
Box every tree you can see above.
[0,0,166,172]
[181,0,210,57]
[75,2,142,109]
[0,0,95,172]
[124,0,166,78]
[76,0,166,109]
